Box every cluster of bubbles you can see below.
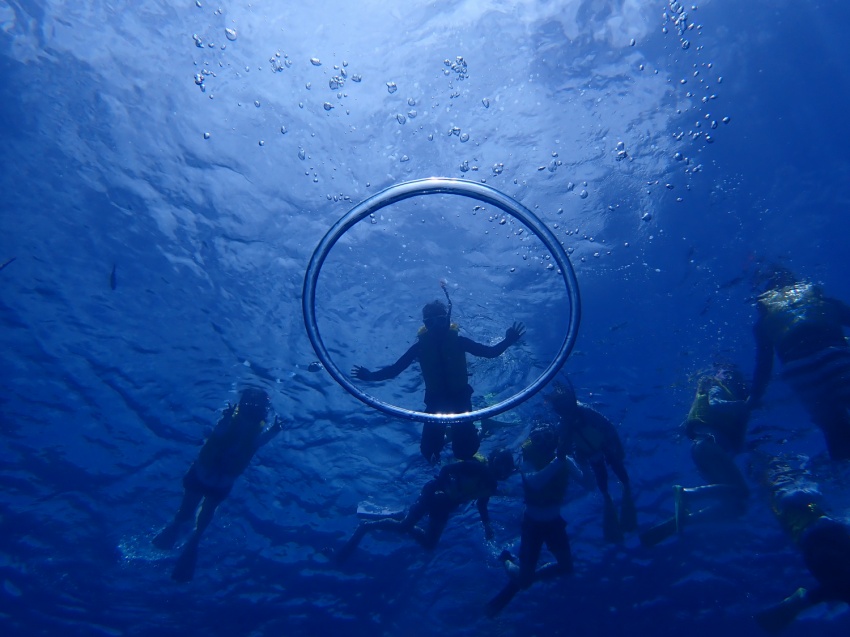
[663,1,694,48]
[536,151,563,173]
[394,98,418,126]
[443,56,469,99]
[443,56,469,81]
[445,126,469,143]
[190,25,238,93]
[653,0,734,209]
[269,51,293,73]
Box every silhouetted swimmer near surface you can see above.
[336,447,515,563]
[749,267,850,460]
[754,454,850,633]
[152,387,283,582]
[487,424,582,617]
[641,363,751,547]
[546,379,637,543]
[352,285,524,463]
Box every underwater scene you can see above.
[2,1,850,636]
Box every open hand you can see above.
[505,321,526,345]
[351,365,375,381]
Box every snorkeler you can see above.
[640,363,751,547]
[152,387,283,582]
[546,380,637,542]
[352,284,525,462]
[486,424,582,617]
[754,454,850,633]
[335,448,516,562]
[749,267,850,460]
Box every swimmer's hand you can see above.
[505,322,526,345]
[352,365,375,381]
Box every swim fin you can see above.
[356,501,405,521]
[172,538,199,582]
[639,517,678,548]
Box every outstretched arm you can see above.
[352,342,419,381]
[461,322,526,358]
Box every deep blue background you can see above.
[2,1,850,636]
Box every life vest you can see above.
[758,282,842,346]
[685,380,747,449]
[417,324,469,398]
[198,406,265,478]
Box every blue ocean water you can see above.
[2,0,850,635]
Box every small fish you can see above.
[109,264,117,290]
[0,256,16,272]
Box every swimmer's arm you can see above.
[255,415,285,448]
[708,385,749,415]
[461,322,525,358]
[352,343,419,381]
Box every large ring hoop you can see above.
[302,177,581,423]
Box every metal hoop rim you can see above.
[302,177,581,424]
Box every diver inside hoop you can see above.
[352,281,525,463]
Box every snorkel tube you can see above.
[440,279,453,324]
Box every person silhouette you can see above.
[352,294,524,462]
[152,387,283,582]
